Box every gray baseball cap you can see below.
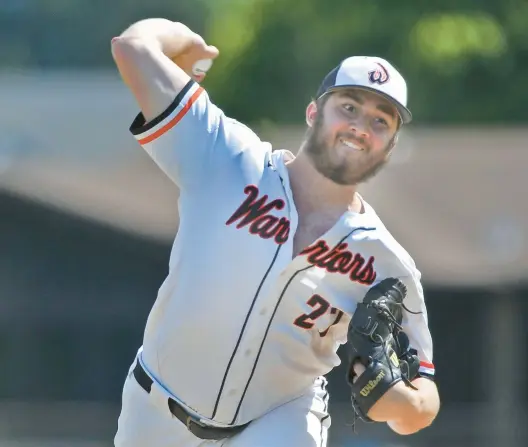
[315,56,412,124]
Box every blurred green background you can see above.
[3,0,527,124]
[0,1,527,447]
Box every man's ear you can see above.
[385,132,399,158]
[389,132,399,150]
[306,101,318,127]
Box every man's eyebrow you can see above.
[338,91,363,104]
[338,91,397,119]
[376,103,397,119]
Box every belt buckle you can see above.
[186,416,193,431]
[186,415,205,431]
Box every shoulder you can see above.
[221,117,270,155]
[348,206,426,314]
[352,201,421,281]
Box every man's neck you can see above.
[285,152,363,220]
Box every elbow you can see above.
[389,408,437,435]
[110,36,161,68]
[111,37,133,71]
[110,37,160,91]
[389,396,440,435]
[110,36,143,64]
[396,379,441,435]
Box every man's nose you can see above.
[348,118,369,140]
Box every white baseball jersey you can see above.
[129,80,435,427]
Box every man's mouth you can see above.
[339,138,364,151]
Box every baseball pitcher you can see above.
[111,18,440,447]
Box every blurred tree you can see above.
[204,0,521,125]
[0,0,209,67]
[1,0,527,125]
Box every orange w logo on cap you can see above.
[368,63,390,85]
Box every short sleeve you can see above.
[400,270,435,378]
[129,80,267,190]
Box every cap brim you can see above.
[322,85,412,124]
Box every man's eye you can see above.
[375,117,388,126]
[343,104,355,112]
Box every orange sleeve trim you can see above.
[138,86,204,145]
[419,361,435,369]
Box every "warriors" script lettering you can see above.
[225,185,290,245]
[300,240,376,285]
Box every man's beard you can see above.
[303,116,393,186]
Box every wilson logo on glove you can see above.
[360,371,386,397]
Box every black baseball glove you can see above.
[346,278,421,422]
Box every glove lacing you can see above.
[349,295,423,432]
[370,298,422,390]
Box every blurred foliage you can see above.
[2,0,528,125]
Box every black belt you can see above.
[132,361,250,440]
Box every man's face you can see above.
[302,88,400,185]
